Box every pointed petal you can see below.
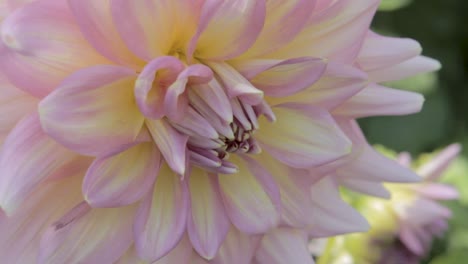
[416,183,459,200]
[134,164,189,262]
[39,203,135,264]
[0,0,108,97]
[368,56,441,82]
[357,32,422,71]
[135,56,184,119]
[417,143,461,180]
[188,0,266,60]
[111,0,204,60]
[338,178,391,199]
[232,57,326,97]
[218,155,280,234]
[0,175,83,263]
[270,62,368,110]
[187,169,230,259]
[308,178,369,237]
[190,78,233,123]
[69,0,143,67]
[271,0,380,63]
[0,112,76,215]
[400,225,425,256]
[255,228,314,264]
[39,65,144,156]
[241,0,316,57]
[83,142,161,207]
[257,104,351,168]
[333,83,424,118]
[211,227,261,264]
[146,119,188,176]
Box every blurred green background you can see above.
[361,0,468,263]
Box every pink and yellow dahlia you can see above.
[0,0,440,263]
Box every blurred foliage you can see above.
[358,0,468,263]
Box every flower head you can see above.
[0,0,440,263]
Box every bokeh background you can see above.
[362,0,468,262]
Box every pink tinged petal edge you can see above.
[357,32,422,72]
[135,56,185,119]
[400,225,426,256]
[257,104,352,169]
[38,65,144,157]
[416,183,459,201]
[134,164,189,262]
[187,169,230,259]
[110,0,204,61]
[146,119,188,176]
[231,57,327,97]
[117,235,193,264]
[188,0,266,60]
[254,228,314,264]
[334,118,421,183]
[83,142,161,208]
[39,202,136,264]
[207,61,264,105]
[0,112,76,215]
[332,83,424,118]
[0,0,108,98]
[338,178,391,199]
[164,64,213,121]
[211,227,262,264]
[68,0,143,68]
[368,56,441,82]
[270,62,368,110]
[0,175,83,264]
[218,155,281,234]
[241,0,316,58]
[417,143,461,181]
[308,178,370,237]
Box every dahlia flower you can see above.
[0,0,439,263]
[315,144,461,264]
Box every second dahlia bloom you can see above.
[0,0,439,263]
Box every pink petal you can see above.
[0,72,37,143]
[368,56,441,82]
[338,178,391,199]
[117,236,193,264]
[134,56,184,119]
[0,175,84,263]
[218,155,280,234]
[333,83,424,118]
[211,227,262,264]
[399,225,425,256]
[254,228,314,264]
[232,57,326,97]
[416,183,459,200]
[0,0,108,97]
[256,104,351,168]
[189,78,233,123]
[187,168,230,259]
[271,0,380,63]
[241,0,316,57]
[417,143,461,180]
[146,119,188,176]
[271,62,368,110]
[83,142,161,208]
[308,178,369,237]
[134,164,189,262]
[188,0,266,60]
[69,0,143,67]
[357,32,422,71]
[164,64,213,121]
[207,61,264,105]
[111,0,204,61]
[0,112,76,215]
[39,202,135,264]
[39,65,144,157]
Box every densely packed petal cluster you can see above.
[0,0,440,263]
[314,144,460,264]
